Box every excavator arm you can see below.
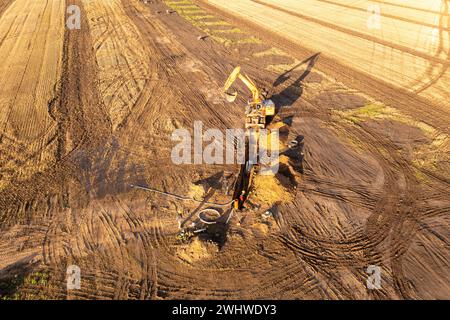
[223,66,262,103]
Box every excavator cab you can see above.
[244,100,276,129]
[262,99,275,116]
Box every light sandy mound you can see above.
[176,238,218,263]
[251,174,293,206]
[251,222,269,237]
[188,183,205,201]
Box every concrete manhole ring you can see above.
[198,209,221,224]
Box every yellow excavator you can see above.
[223,66,275,130]
[223,67,278,210]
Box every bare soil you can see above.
[0,0,448,300]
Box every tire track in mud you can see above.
[0,0,13,20]
[261,91,447,298]
[314,109,443,292]
[297,177,381,211]
[126,15,233,129]
[264,109,387,276]
[82,0,152,132]
[326,119,441,299]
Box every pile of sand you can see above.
[177,238,218,263]
[188,184,205,201]
[251,174,293,206]
[278,154,302,185]
[251,222,270,237]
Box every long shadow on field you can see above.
[271,52,321,109]
[0,254,39,299]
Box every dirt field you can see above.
[206,0,450,112]
[0,0,448,300]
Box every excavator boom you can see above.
[223,66,261,103]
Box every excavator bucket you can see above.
[223,67,241,103]
[224,90,238,103]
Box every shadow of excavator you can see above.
[264,54,320,188]
[270,52,321,109]
[0,254,40,299]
